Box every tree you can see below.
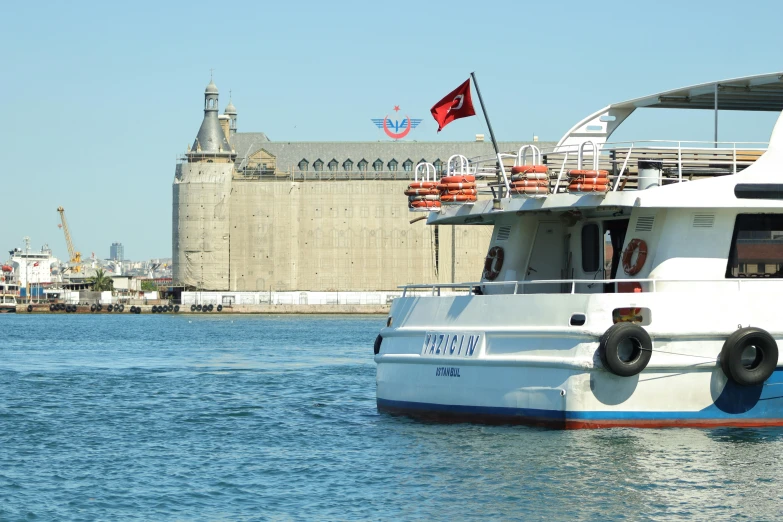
[141,280,157,292]
[89,269,114,292]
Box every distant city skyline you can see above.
[2,0,783,259]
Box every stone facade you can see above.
[173,81,547,291]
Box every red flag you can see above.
[430,79,476,132]
[33,262,39,267]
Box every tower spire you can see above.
[189,77,235,159]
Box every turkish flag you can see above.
[430,79,476,132]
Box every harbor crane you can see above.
[56,206,82,273]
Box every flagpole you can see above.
[470,72,500,156]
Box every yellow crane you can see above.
[57,206,82,273]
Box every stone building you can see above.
[172,81,548,291]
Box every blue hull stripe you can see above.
[377,397,783,421]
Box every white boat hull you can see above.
[375,294,783,429]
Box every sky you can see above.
[2,0,782,260]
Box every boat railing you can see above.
[458,139,769,197]
[400,277,783,296]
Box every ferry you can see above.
[0,294,18,313]
[0,265,18,313]
[375,72,783,429]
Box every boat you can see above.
[375,72,783,429]
[0,294,17,313]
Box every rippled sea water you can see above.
[2,314,783,520]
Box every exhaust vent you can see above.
[496,226,511,241]
[692,214,715,228]
[634,216,655,233]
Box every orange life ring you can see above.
[440,189,477,196]
[511,186,549,195]
[404,188,439,196]
[568,182,609,193]
[511,180,549,188]
[511,173,549,181]
[440,194,477,202]
[568,169,609,179]
[410,200,441,208]
[622,238,648,275]
[438,182,476,191]
[408,195,439,201]
[441,175,475,183]
[568,177,609,185]
[408,181,438,189]
[483,246,504,280]
[510,165,548,174]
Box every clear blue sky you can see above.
[2,0,782,260]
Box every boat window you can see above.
[581,223,600,272]
[726,214,783,278]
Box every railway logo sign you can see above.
[372,105,422,140]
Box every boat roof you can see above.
[556,72,783,149]
[611,72,783,112]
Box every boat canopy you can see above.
[557,72,783,149]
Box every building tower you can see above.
[172,79,237,290]
[224,98,237,139]
[110,242,124,261]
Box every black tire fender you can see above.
[119,305,125,312]
[374,334,383,355]
[191,305,196,312]
[108,305,114,312]
[196,304,202,312]
[720,327,779,386]
[599,323,653,377]
[27,305,33,313]
[174,305,179,313]
[217,304,223,312]
[207,304,214,312]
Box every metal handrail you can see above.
[400,277,779,296]
[516,144,542,166]
[414,162,437,182]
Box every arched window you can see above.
[298,159,309,171]
[328,159,338,172]
[433,159,443,174]
[343,159,353,171]
[403,159,413,172]
[313,159,324,171]
[357,159,368,171]
[388,159,398,172]
[373,159,383,172]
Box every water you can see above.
[1,314,783,520]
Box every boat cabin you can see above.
[406,72,783,298]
